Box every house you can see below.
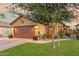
[10,16,72,39]
[0,15,72,39]
[10,16,46,39]
[0,21,11,38]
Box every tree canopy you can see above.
[9,3,78,25]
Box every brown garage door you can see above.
[14,26,35,39]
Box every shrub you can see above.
[58,30,65,39]
[42,34,47,40]
[33,35,38,40]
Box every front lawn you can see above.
[0,40,79,56]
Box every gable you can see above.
[10,16,36,27]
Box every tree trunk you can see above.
[56,22,60,47]
[50,22,56,48]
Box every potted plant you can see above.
[33,35,38,40]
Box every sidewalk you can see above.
[27,38,71,43]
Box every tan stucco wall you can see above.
[34,23,46,35]
[38,23,46,35]
[11,17,35,27]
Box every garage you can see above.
[14,26,35,39]
[10,16,36,39]
[10,16,46,39]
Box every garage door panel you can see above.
[14,26,34,39]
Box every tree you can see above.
[9,3,75,23]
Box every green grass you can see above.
[0,40,79,56]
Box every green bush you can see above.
[58,30,65,39]
[42,34,47,40]
[33,35,38,40]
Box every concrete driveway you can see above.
[0,38,28,51]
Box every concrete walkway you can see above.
[27,38,71,43]
[0,38,70,51]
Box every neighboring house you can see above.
[10,16,46,39]
[0,21,11,38]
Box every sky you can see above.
[0,3,11,12]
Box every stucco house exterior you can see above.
[0,16,71,39]
[10,16,69,39]
[10,16,46,39]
